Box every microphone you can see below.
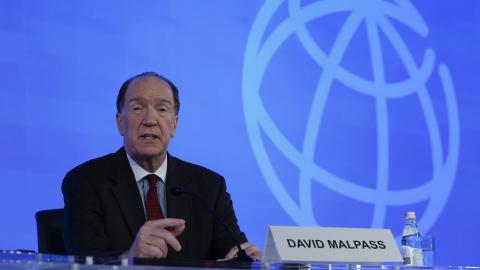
[170,187,253,262]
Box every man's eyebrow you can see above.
[127,97,173,105]
[155,99,173,105]
[127,97,144,103]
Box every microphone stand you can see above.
[171,188,253,263]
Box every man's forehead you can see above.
[126,75,173,99]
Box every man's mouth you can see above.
[140,134,159,140]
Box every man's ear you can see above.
[116,112,125,136]
[171,115,178,138]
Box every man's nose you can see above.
[142,106,158,126]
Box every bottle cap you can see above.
[405,211,416,220]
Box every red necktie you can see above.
[146,174,164,220]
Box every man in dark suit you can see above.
[62,72,261,260]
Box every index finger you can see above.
[167,222,185,236]
[148,218,185,229]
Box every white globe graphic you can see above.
[242,0,460,232]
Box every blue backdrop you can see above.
[0,0,478,265]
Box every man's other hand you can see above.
[224,242,262,261]
[124,218,185,258]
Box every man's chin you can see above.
[138,151,165,159]
[128,147,166,161]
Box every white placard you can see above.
[263,226,403,264]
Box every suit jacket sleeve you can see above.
[62,167,122,257]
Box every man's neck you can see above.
[128,152,167,173]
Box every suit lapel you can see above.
[108,150,192,258]
[109,148,146,239]
[165,153,192,259]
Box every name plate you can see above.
[263,226,403,264]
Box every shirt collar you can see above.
[126,153,167,184]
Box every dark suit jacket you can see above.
[62,148,247,260]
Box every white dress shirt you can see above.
[126,153,168,217]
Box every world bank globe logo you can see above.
[242,0,459,233]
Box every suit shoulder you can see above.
[67,152,117,176]
[62,152,119,190]
[171,156,224,183]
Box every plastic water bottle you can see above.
[401,211,423,266]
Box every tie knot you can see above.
[146,174,159,187]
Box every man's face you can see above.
[116,75,178,163]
